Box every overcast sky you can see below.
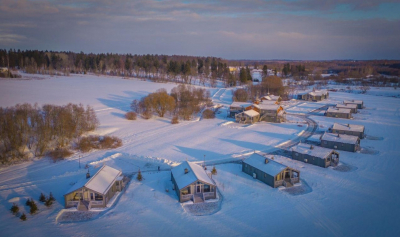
[0,0,399,60]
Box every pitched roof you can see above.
[65,165,122,196]
[332,123,365,133]
[336,104,357,109]
[171,161,215,190]
[321,132,359,144]
[244,109,260,117]
[230,102,253,108]
[291,143,335,159]
[243,153,287,176]
[344,100,363,104]
[309,90,328,96]
[327,107,351,114]
[260,100,277,105]
[254,103,280,111]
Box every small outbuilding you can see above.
[235,109,260,124]
[297,90,329,101]
[253,104,285,123]
[320,132,360,152]
[291,143,339,168]
[329,123,365,139]
[171,161,217,203]
[64,165,124,210]
[326,107,352,119]
[336,103,358,113]
[242,153,300,188]
[343,100,364,109]
[229,102,253,117]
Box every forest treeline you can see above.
[0,103,99,163]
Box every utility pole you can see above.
[79,155,81,169]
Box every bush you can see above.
[125,111,137,120]
[20,213,27,221]
[76,135,122,152]
[47,148,73,162]
[202,109,215,119]
[26,198,32,207]
[99,136,123,149]
[142,110,152,120]
[137,170,143,181]
[10,203,19,215]
[171,116,179,124]
[39,193,46,202]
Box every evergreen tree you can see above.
[137,169,143,181]
[29,201,38,214]
[20,213,27,221]
[49,192,55,201]
[10,203,19,215]
[26,198,32,207]
[39,193,46,202]
[45,198,53,207]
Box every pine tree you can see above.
[10,203,19,215]
[30,201,38,214]
[137,169,143,181]
[45,198,53,207]
[211,166,217,175]
[48,192,55,201]
[20,213,27,221]
[26,198,32,207]
[39,193,46,202]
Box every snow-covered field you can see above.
[0,74,399,236]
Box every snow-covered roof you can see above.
[332,123,365,132]
[243,153,287,176]
[344,100,363,105]
[321,132,359,144]
[65,165,122,195]
[308,90,328,96]
[254,103,280,111]
[244,109,260,117]
[260,100,277,105]
[171,161,215,190]
[262,95,280,101]
[336,104,357,109]
[292,143,334,159]
[327,107,351,114]
[230,102,253,108]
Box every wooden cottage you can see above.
[229,102,253,117]
[336,103,358,113]
[171,161,217,203]
[343,100,363,109]
[260,94,281,103]
[326,107,352,119]
[291,143,339,168]
[252,104,285,123]
[235,109,260,124]
[329,123,365,139]
[64,165,124,211]
[297,90,329,101]
[242,153,300,188]
[320,132,360,152]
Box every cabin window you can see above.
[181,187,190,195]
[204,184,211,192]
[94,193,103,201]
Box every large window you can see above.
[181,187,190,195]
[204,184,211,192]
[94,193,103,201]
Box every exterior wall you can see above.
[331,129,364,139]
[242,162,276,188]
[345,102,363,109]
[326,112,351,119]
[235,113,260,124]
[320,140,358,152]
[291,151,329,168]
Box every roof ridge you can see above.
[84,164,106,188]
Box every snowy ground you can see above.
[0,74,400,236]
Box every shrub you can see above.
[30,201,38,214]
[47,148,73,162]
[142,110,152,120]
[45,199,53,207]
[99,136,123,149]
[202,109,215,119]
[171,116,179,124]
[10,203,19,215]
[49,192,55,202]
[211,166,217,175]
[26,198,32,207]
[76,137,93,152]
[20,213,27,221]
[137,170,143,181]
[39,193,46,202]
[76,135,122,152]
[125,111,137,120]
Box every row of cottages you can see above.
[64,165,125,210]
[242,153,300,188]
[297,90,329,101]
[171,161,217,203]
[325,107,352,119]
[320,132,360,152]
[329,123,365,139]
[344,100,364,109]
[291,143,340,168]
[336,103,358,113]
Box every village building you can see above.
[343,100,364,109]
[64,165,125,211]
[329,123,365,139]
[0,67,8,73]
[297,90,329,101]
[320,132,360,152]
[235,109,260,124]
[171,161,217,203]
[242,153,300,188]
[260,94,281,103]
[336,103,358,113]
[291,143,340,168]
[325,107,352,119]
[252,103,285,123]
[229,102,253,117]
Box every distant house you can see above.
[297,90,329,101]
[260,94,281,103]
[291,143,339,168]
[325,107,352,119]
[320,132,360,152]
[229,102,253,117]
[336,103,358,113]
[235,109,260,124]
[242,153,300,188]
[329,123,365,139]
[64,165,124,210]
[0,67,8,73]
[171,161,217,203]
[252,104,285,123]
[343,100,364,109]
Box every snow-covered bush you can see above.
[125,112,137,120]
[171,116,179,124]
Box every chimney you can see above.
[265,158,269,164]
[86,169,90,179]
[184,168,189,174]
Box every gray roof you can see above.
[230,102,253,108]
[344,100,363,105]
[336,104,357,109]
[292,143,335,159]
[327,107,351,114]
[321,132,359,144]
[253,103,280,111]
[171,161,215,190]
[332,123,365,133]
[309,90,328,96]
[243,153,287,176]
